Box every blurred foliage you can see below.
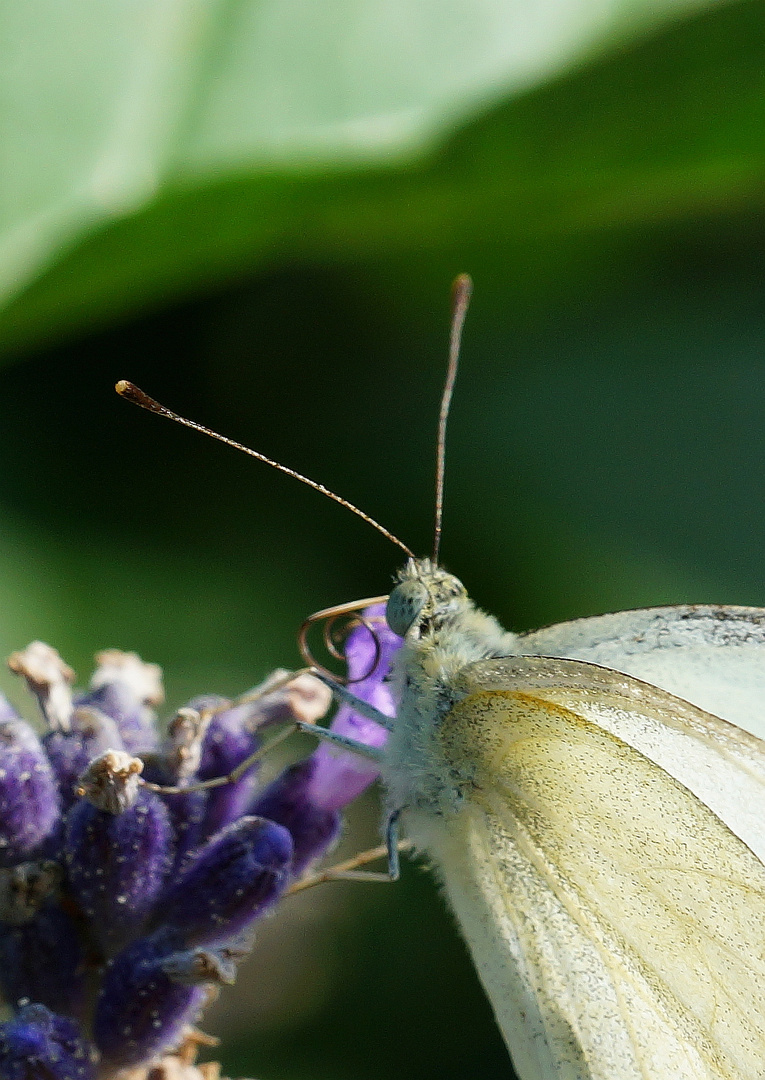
[3,0,765,353]
[3,1,765,1078]
[0,0,717,333]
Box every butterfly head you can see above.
[386,559,468,639]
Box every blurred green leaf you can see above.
[0,0,755,353]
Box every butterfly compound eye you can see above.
[386,581,429,637]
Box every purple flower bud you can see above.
[251,758,340,877]
[346,603,401,708]
[194,673,331,844]
[79,649,163,754]
[253,606,401,874]
[0,903,86,1019]
[141,710,209,873]
[43,707,124,812]
[0,1004,96,1080]
[195,700,260,843]
[0,707,60,867]
[153,816,292,947]
[158,785,208,877]
[92,932,211,1070]
[65,754,173,955]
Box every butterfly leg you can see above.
[328,809,405,882]
[289,810,407,890]
[143,669,388,797]
[145,718,386,796]
[308,668,394,730]
[141,722,301,794]
[294,721,385,761]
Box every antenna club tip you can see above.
[114,381,164,415]
[452,273,473,301]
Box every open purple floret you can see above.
[0,611,403,1077]
[253,604,401,874]
[309,603,399,808]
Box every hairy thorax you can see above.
[381,601,518,816]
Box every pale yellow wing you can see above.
[415,658,765,1080]
[458,655,765,864]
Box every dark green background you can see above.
[4,3,765,1078]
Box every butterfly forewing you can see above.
[415,657,765,1080]
[518,606,765,737]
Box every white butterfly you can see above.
[315,270,765,1077]
[374,561,765,1080]
[118,278,765,1080]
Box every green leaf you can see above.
[1,0,762,354]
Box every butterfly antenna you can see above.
[115,380,415,558]
[433,273,473,564]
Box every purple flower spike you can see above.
[0,708,60,867]
[0,633,398,1071]
[0,1004,96,1080]
[153,816,292,947]
[65,753,173,955]
[93,933,209,1070]
[79,649,163,753]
